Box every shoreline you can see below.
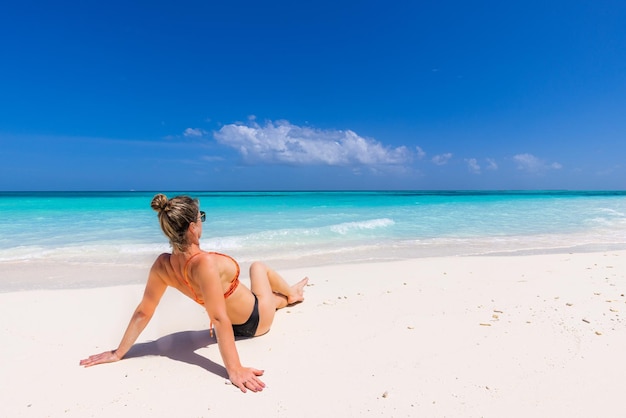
[2,251,626,416]
[2,243,626,293]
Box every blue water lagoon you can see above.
[1,191,625,270]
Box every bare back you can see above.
[153,252,256,324]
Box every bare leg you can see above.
[249,261,308,335]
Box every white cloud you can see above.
[486,158,498,170]
[184,128,208,138]
[514,153,562,173]
[466,158,481,174]
[416,146,426,160]
[432,153,452,166]
[213,120,412,166]
[513,153,542,171]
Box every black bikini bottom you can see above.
[232,294,259,338]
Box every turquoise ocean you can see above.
[1,191,625,272]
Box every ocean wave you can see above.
[202,218,396,250]
[0,243,164,264]
[330,218,395,235]
[596,208,626,217]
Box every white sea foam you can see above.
[330,218,395,234]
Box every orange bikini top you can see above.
[181,251,240,306]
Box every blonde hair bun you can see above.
[151,194,169,212]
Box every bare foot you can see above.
[287,277,309,305]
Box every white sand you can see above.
[1,252,626,417]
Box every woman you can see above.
[80,194,308,393]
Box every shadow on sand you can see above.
[124,329,229,379]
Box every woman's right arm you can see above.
[194,256,265,392]
[79,258,168,367]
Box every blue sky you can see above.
[1,0,625,191]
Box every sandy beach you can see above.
[1,251,626,417]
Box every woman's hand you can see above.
[79,350,120,367]
[229,366,266,393]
